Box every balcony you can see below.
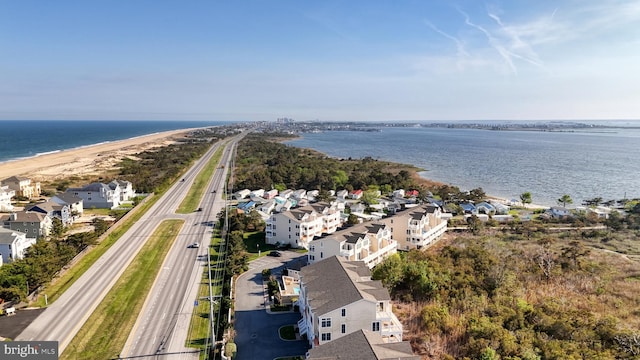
[361,241,397,269]
[377,311,404,342]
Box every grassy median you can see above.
[186,228,225,356]
[61,219,184,360]
[177,145,225,214]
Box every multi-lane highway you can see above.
[17,134,241,358]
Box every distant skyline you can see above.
[1,1,639,122]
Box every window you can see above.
[320,252,323,259]
[321,318,331,327]
[321,333,331,341]
[372,322,380,332]
[341,309,346,317]
[341,324,346,333]
[309,255,315,261]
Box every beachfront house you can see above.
[0,228,35,264]
[65,182,120,209]
[546,206,572,219]
[297,256,403,348]
[109,180,135,201]
[265,202,342,249]
[51,193,84,220]
[306,329,419,360]
[1,176,41,200]
[475,202,496,214]
[380,204,447,251]
[25,201,72,226]
[1,211,53,239]
[307,222,397,269]
[0,185,15,212]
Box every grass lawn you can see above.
[278,325,296,340]
[61,219,184,360]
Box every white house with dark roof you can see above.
[51,193,84,219]
[297,256,403,348]
[306,329,418,360]
[265,202,342,249]
[0,185,15,212]
[1,176,41,199]
[1,212,52,239]
[308,222,397,269]
[65,182,120,209]
[380,204,447,251]
[0,227,34,264]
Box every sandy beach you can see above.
[0,129,193,183]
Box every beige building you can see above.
[297,256,403,348]
[380,204,447,251]
[1,176,41,199]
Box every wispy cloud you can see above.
[424,20,471,71]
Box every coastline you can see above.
[0,129,195,182]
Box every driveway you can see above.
[234,251,309,360]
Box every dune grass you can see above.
[61,219,184,360]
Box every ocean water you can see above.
[0,120,226,163]
[285,126,640,207]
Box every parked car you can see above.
[268,251,282,257]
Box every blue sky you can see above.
[1,0,639,121]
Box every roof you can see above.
[67,182,111,192]
[52,192,83,204]
[2,175,30,183]
[0,227,26,244]
[25,201,64,213]
[2,212,47,223]
[315,222,387,245]
[300,256,390,316]
[307,330,419,360]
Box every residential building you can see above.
[65,182,120,209]
[336,189,349,200]
[306,329,419,360]
[0,185,15,212]
[0,228,35,264]
[1,176,41,199]
[380,204,447,251]
[234,189,251,200]
[250,189,265,198]
[109,180,135,201]
[308,222,397,268]
[475,201,496,214]
[51,193,84,219]
[1,212,52,239]
[265,202,342,249]
[25,201,72,226]
[350,190,363,200]
[297,256,403,348]
[264,189,278,199]
[546,206,572,219]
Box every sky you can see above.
[1,0,639,122]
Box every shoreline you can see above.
[0,128,197,182]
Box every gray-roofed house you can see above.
[297,256,403,348]
[306,329,419,360]
[308,222,397,269]
[25,200,72,226]
[0,227,34,264]
[51,192,84,220]
[65,182,120,209]
[1,211,52,239]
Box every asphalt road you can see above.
[16,135,241,357]
[234,252,309,360]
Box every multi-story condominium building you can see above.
[265,202,342,249]
[65,182,120,209]
[297,256,403,348]
[1,211,52,239]
[1,176,41,199]
[307,222,397,269]
[306,329,418,360]
[0,228,35,264]
[0,185,16,212]
[380,204,447,251]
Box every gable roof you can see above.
[67,182,111,192]
[52,192,83,204]
[307,329,418,360]
[300,256,390,316]
[2,175,30,183]
[0,227,26,244]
